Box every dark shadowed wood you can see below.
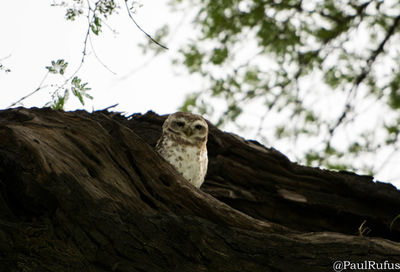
[0,107,399,272]
[125,111,400,242]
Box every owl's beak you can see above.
[185,128,192,137]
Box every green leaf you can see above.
[389,87,400,110]
[91,16,102,35]
[305,111,316,123]
[120,0,400,179]
[275,126,286,138]
[210,47,228,65]
[65,8,83,21]
[72,88,84,105]
[244,68,260,85]
[98,0,117,17]
[348,142,362,154]
[52,98,65,110]
[180,93,200,112]
[325,163,349,171]
[305,151,321,166]
[70,76,91,105]
[83,93,94,99]
[181,45,204,73]
[324,68,341,88]
[46,59,68,75]
[51,89,69,110]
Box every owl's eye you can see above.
[176,121,185,127]
[194,125,203,130]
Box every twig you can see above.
[358,220,371,237]
[390,215,400,232]
[98,103,119,111]
[9,0,108,108]
[8,72,50,108]
[88,32,117,75]
[77,0,92,70]
[0,54,11,62]
[49,0,94,96]
[117,55,157,81]
[7,1,93,108]
[123,0,168,50]
[328,14,400,137]
[117,12,188,82]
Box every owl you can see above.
[156,112,208,188]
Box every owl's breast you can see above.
[157,140,207,188]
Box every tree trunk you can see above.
[0,107,399,272]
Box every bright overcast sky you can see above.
[0,0,196,114]
[1,1,399,188]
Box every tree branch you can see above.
[123,0,168,50]
[329,13,400,136]
[47,0,95,99]
[88,23,117,75]
[8,72,50,108]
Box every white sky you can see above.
[0,1,399,188]
[0,0,195,114]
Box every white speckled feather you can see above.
[156,112,208,188]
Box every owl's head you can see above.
[162,112,208,145]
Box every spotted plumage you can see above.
[156,112,208,188]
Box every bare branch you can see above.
[328,14,400,136]
[0,54,11,62]
[8,72,50,108]
[49,0,94,97]
[123,0,168,50]
[88,28,117,75]
[9,1,95,108]
[98,103,119,111]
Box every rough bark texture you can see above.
[0,107,399,272]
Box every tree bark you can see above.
[0,107,399,272]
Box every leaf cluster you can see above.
[169,0,400,177]
[45,59,92,110]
